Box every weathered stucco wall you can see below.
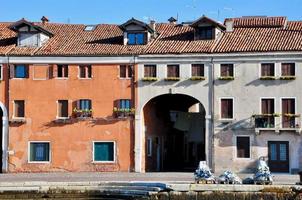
[8,64,134,172]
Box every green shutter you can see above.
[30,143,34,161]
[94,142,114,161]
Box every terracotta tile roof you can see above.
[228,16,287,28]
[215,20,302,53]
[0,16,301,56]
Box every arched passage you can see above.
[143,94,206,172]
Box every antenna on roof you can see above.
[67,18,71,24]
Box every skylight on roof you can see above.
[84,25,96,31]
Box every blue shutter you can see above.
[94,142,114,161]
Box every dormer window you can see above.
[9,18,53,47]
[120,18,157,45]
[128,32,146,45]
[195,27,213,40]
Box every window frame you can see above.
[219,63,234,78]
[144,64,157,78]
[119,65,133,79]
[166,64,180,78]
[281,63,295,77]
[78,65,92,79]
[92,141,116,163]
[28,141,51,164]
[57,100,69,119]
[78,99,92,110]
[280,97,297,128]
[0,64,3,80]
[235,136,251,159]
[260,63,275,77]
[14,64,28,79]
[219,97,234,121]
[13,100,25,119]
[56,64,69,79]
[127,32,146,45]
[191,63,205,77]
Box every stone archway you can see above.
[142,94,206,172]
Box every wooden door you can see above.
[268,141,289,173]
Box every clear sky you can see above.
[1,0,301,24]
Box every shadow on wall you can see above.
[245,79,292,87]
[139,79,207,88]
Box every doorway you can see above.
[268,141,289,173]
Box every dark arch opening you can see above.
[143,94,206,172]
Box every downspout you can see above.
[2,55,9,172]
[210,57,215,171]
[131,54,137,172]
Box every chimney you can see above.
[41,16,49,25]
[149,20,156,31]
[225,18,233,32]
[168,17,177,24]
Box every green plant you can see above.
[283,113,300,117]
[190,76,206,81]
[279,76,296,80]
[164,77,181,81]
[142,77,158,81]
[218,76,234,80]
[260,76,276,80]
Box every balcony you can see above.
[253,113,301,134]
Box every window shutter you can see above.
[9,64,15,79]
[221,100,226,118]
[262,99,267,114]
[221,65,227,77]
[25,65,29,78]
[88,65,92,78]
[48,64,54,79]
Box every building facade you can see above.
[0,16,301,173]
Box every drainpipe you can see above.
[210,57,215,171]
[131,55,138,172]
[2,55,9,173]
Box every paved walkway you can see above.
[0,172,299,185]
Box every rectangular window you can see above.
[14,64,28,78]
[167,65,180,78]
[29,142,50,162]
[281,63,295,76]
[119,65,132,78]
[196,27,213,40]
[58,100,68,118]
[79,99,92,110]
[191,64,204,77]
[220,64,234,77]
[147,138,152,157]
[128,32,146,45]
[261,63,275,77]
[144,65,156,78]
[14,100,25,118]
[94,142,115,162]
[119,99,131,109]
[282,98,296,128]
[79,65,92,78]
[0,65,2,80]
[259,98,275,128]
[221,98,233,119]
[236,136,250,158]
[57,65,68,78]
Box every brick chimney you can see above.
[225,18,233,32]
[41,16,49,25]
[149,20,156,31]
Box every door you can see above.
[268,141,289,173]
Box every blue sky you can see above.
[1,0,301,24]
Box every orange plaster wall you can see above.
[8,64,135,172]
[0,64,9,109]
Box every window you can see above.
[29,142,50,162]
[220,64,234,77]
[167,65,180,78]
[14,100,25,118]
[79,65,92,78]
[191,64,204,77]
[281,63,295,76]
[57,65,68,78]
[236,137,250,158]
[84,25,96,31]
[14,64,28,78]
[282,98,296,128]
[127,32,146,45]
[147,138,152,157]
[79,99,92,110]
[57,100,68,118]
[261,63,275,77]
[119,65,132,78]
[256,98,275,128]
[220,98,233,119]
[195,27,213,40]
[118,99,131,109]
[93,142,115,162]
[144,65,156,78]
[0,65,2,80]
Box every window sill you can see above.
[78,77,92,80]
[260,76,276,80]
[164,77,181,81]
[28,161,50,164]
[218,76,234,80]
[55,77,69,80]
[142,77,158,82]
[92,161,116,164]
[190,76,206,81]
[10,118,26,123]
[119,77,132,80]
[12,78,27,80]
[219,118,234,122]
[280,76,296,80]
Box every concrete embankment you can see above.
[0,182,302,199]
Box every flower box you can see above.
[260,76,276,80]
[142,77,158,82]
[164,77,181,81]
[113,107,135,118]
[190,76,206,81]
[280,76,296,80]
[9,118,26,124]
[283,113,300,117]
[73,108,93,118]
[218,76,234,80]
[252,113,280,118]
